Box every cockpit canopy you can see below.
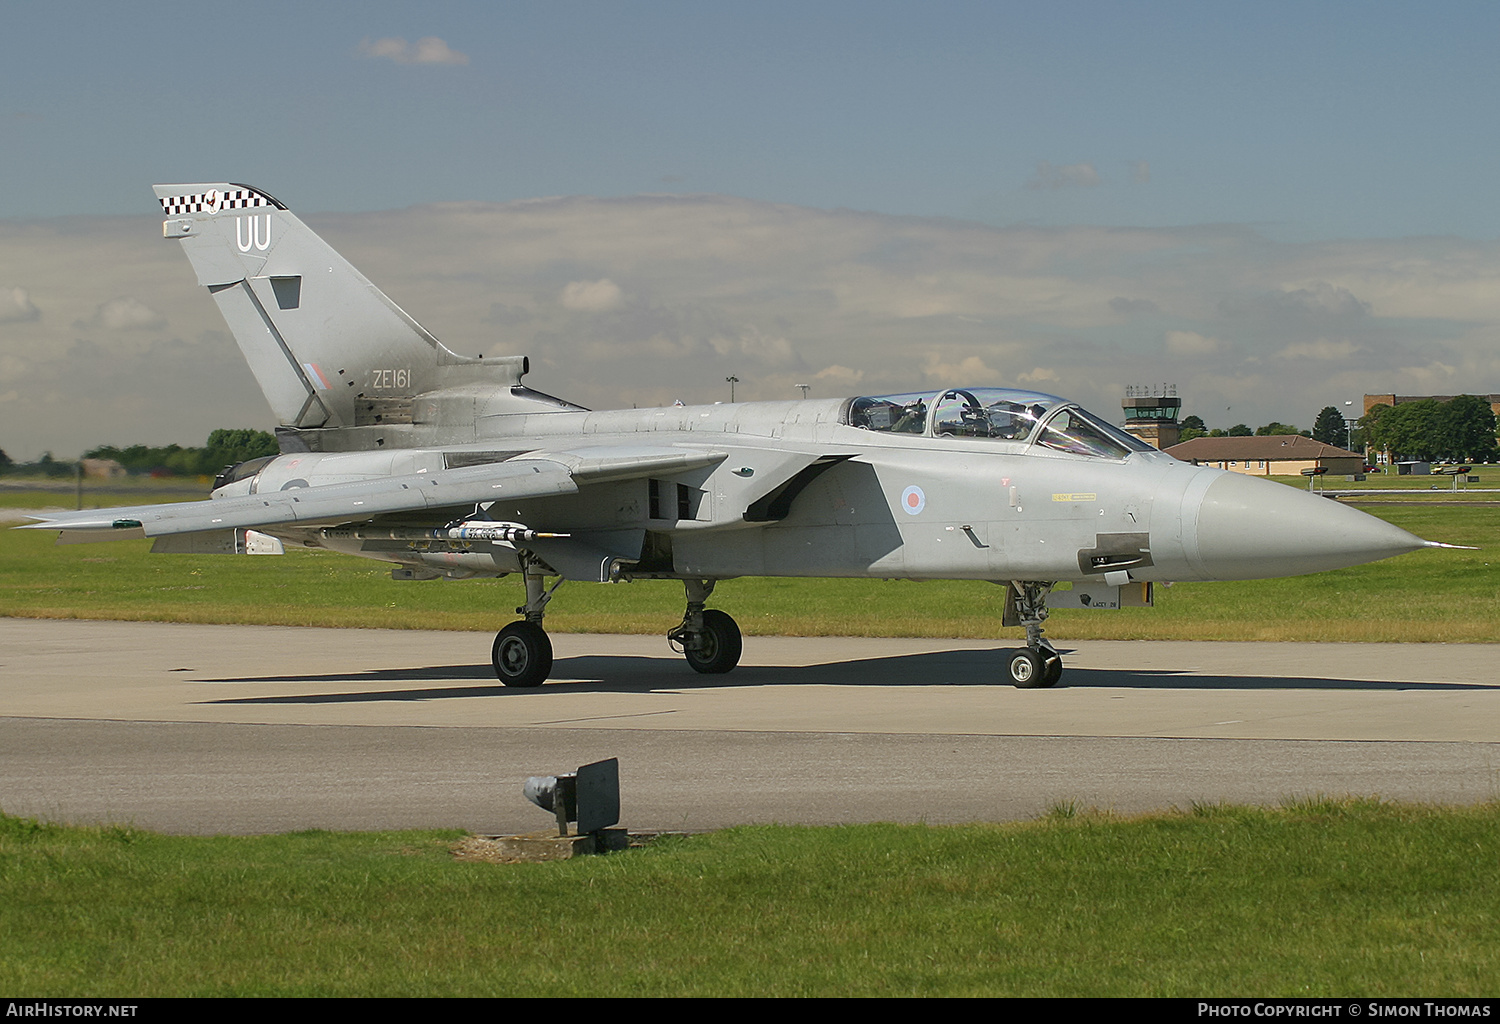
[845,387,1154,460]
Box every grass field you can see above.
[1,502,1493,642]
[0,477,211,509]
[3,799,1497,997]
[1266,463,1500,494]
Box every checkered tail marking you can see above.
[158,186,281,216]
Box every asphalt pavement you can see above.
[3,618,1496,834]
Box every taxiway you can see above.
[2,618,1496,834]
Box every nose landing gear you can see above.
[1006,580,1063,688]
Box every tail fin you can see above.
[154,183,526,432]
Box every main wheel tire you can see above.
[684,609,742,674]
[492,621,553,687]
[1006,648,1047,688]
[1041,654,1064,688]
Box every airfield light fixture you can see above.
[523,758,621,837]
[726,376,739,402]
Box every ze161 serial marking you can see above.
[370,368,412,390]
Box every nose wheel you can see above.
[1006,647,1063,688]
[1005,580,1063,687]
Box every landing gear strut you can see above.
[667,579,743,674]
[1007,581,1063,688]
[492,558,562,687]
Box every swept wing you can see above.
[21,446,727,541]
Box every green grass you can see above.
[1,504,1494,641]
[0,476,209,509]
[1266,463,1500,495]
[3,801,1497,996]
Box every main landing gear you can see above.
[491,560,562,687]
[490,567,1046,688]
[493,620,551,688]
[667,579,743,674]
[1005,581,1063,688]
[491,568,744,686]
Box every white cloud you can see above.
[1284,282,1368,317]
[89,296,167,331]
[358,37,407,61]
[708,327,797,367]
[814,364,865,385]
[1397,361,1460,387]
[1165,330,1225,355]
[358,36,469,66]
[0,286,39,323]
[1027,162,1102,190]
[1223,282,1369,321]
[921,352,1001,383]
[559,278,624,311]
[8,194,1500,456]
[1275,339,1361,361]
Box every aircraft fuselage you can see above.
[242,395,1421,588]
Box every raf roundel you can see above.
[900,485,926,515]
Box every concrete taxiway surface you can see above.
[2,618,1497,834]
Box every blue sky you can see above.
[3,2,1500,457]
[7,1,1500,238]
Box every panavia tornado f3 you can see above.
[23,183,1446,688]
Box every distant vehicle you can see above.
[22,183,1450,688]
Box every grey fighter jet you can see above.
[23,183,1444,688]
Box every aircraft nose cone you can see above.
[1188,472,1427,581]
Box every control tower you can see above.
[1122,383,1181,449]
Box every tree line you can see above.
[1360,396,1498,463]
[1177,416,1314,442]
[0,429,279,478]
[1176,397,1498,463]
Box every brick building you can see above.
[1164,435,1364,476]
